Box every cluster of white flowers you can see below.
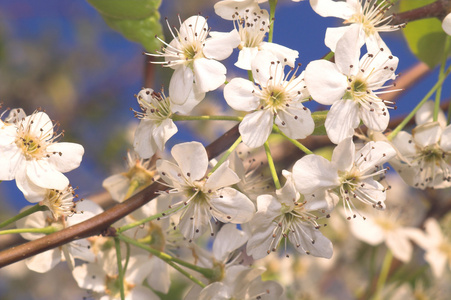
[3,0,451,299]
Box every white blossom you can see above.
[224,51,314,148]
[305,26,398,144]
[0,110,84,197]
[246,170,334,259]
[156,141,255,241]
[293,138,396,218]
[443,13,451,35]
[390,101,451,189]
[16,199,101,273]
[310,0,403,53]
[148,15,240,104]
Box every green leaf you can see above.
[87,0,161,20]
[103,13,163,52]
[399,0,450,68]
[88,0,164,51]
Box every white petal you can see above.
[392,131,416,158]
[425,248,447,278]
[412,122,442,148]
[47,142,84,173]
[440,125,451,151]
[309,0,355,19]
[210,187,255,223]
[169,66,194,105]
[355,141,396,174]
[415,100,446,127]
[214,0,260,20]
[261,42,299,68]
[239,110,273,148]
[204,30,240,60]
[156,159,185,187]
[349,216,384,245]
[152,118,178,150]
[171,141,208,181]
[251,51,284,86]
[205,161,240,191]
[334,24,362,76]
[224,78,260,112]
[213,223,248,262]
[179,16,208,41]
[26,112,54,138]
[386,230,413,263]
[25,160,69,190]
[288,221,333,258]
[193,58,226,93]
[134,120,157,159]
[292,154,339,194]
[324,26,352,53]
[26,249,61,273]
[102,174,130,202]
[442,13,451,35]
[362,52,398,89]
[275,104,314,140]
[246,222,278,260]
[0,148,23,180]
[147,258,170,294]
[235,47,259,70]
[72,263,105,292]
[359,100,390,132]
[331,137,355,172]
[325,100,360,144]
[304,60,347,105]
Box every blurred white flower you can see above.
[390,101,451,189]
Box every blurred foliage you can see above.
[400,0,451,68]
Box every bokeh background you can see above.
[0,0,449,299]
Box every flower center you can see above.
[16,133,47,160]
[344,76,368,101]
[419,145,445,164]
[105,275,133,298]
[339,170,361,193]
[262,86,287,111]
[182,42,204,68]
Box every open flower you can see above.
[305,26,398,144]
[148,15,240,104]
[156,141,255,241]
[246,170,334,259]
[214,3,298,70]
[408,218,451,278]
[224,51,314,148]
[0,110,84,197]
[310,0,403,53]
[293,138,396,218]
[16,199,101,273]
[390,101,451,189]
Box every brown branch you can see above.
[0,124,240,268]
[391,0,451,25]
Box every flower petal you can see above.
[193,58,226,93]
[47,142,84,173]
[171,141,208,181]
[204,29,241,60]
[205,161,240,191]
[224,78,260,112]
[275,104,314,140]
[331,137,355,172]
[292,154,339,194]
[325,100,360,144]
[239,110,273,148]
[169,66,194,105]
[210,187,255,223]
[304,60,347,105]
